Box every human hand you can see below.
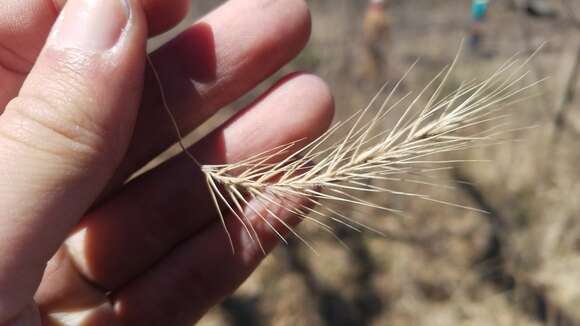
[0,0,333,324]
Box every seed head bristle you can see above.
[198,52,540,254]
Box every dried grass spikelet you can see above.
[149,48,542,254]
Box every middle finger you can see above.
[106,0,312,191]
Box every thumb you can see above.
[0,0,147,321]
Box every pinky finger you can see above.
[112,191,311,325]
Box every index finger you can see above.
[0,0,189,108]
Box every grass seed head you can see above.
[159,49,541,254]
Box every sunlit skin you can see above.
[0,0,333,324]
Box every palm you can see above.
[0,0,332,324]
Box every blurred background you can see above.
[151,0,580,325]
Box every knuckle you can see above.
[0,95,109,165]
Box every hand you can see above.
[0,0,333,324]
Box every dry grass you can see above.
[197,50,540,255]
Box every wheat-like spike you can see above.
[198,52,539,253]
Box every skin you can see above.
[0,0,334,324]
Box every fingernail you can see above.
[50,0,130,51]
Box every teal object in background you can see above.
[472,0,489,21]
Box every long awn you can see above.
[149,47,542,254]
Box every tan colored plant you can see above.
[150,50,541,254]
